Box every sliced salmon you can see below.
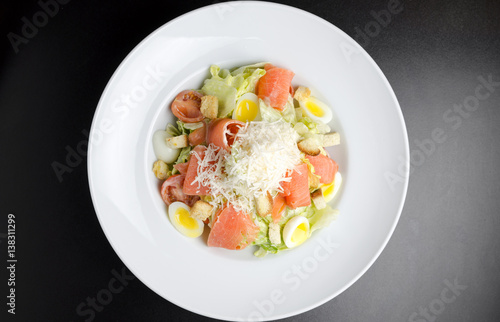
[264,63,275,71]
[207,204,259,250]
[284,163,311,209]
[279,169,293,197]
[306,154,338,184]
[188,122,207,146]
[207,118,245,151]
[173,162,189,175]
[257,65,294,111]
[271,193,286,223]
[182,146,211,195]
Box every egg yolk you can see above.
[291,223,308,245]
[305,100,324,117]
[176,208,197,230]
[236,99,258,122]
[323,182,335,197]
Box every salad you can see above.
[152,62,343,257]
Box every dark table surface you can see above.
[1,0,499,321]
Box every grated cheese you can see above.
[193,120,301,213]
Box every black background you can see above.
[1,0,500,321]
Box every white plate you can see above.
[88,1,409,321]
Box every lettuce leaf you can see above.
[293,122,309,136]
[254,247,268,257]
[171,146,192,174]
[252,215,270,245]
[166,121,192,136]
[259,95,297,124]
[230,62,268,75]
[259,99,282,122]
[176,120,192,135]
[235,68,266,99]
[166,123,180,137]
[201,64,266,118]
[258,241,288,254]
[280,95,297,124]
[306,205,339,233]
[252,205,338,257]
[298,116,330,134]
[280,205,338,234]
[202,82,237,118]
[279,205,314,226]
[253,212,289,256]
[183,121,204,131]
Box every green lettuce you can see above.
[259,96,296,124]
[166,123,180,137]
[230,62,268,75]
[306,205,339,233]
[166,120,191,136]
[253,215,270,245]
[171,146,192,174]
[201,64,266,117]
[279,206,314,226]
[298,116,330,134]
[254,247,268,257]
[280,96,297,124]
[258,241,288,254]
[253,212,288,257]
[259,99,282,122]
[252,205,339,257]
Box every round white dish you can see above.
[88,1,409,321]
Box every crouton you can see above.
[190,200,213,221]
[321,132,340,147]
[311,189,326,210]
[256,193,273,217]
[200,95,218,119]
[268,222,281,245]
[152,160,170,180]
[293,86,311,102]
[297,138,321,156]
[165,134,188,148]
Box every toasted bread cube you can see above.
[268,222,281,245]
[200,95,218,119]
[152,160,170,180]
[190,200,213,221]
[256,193,273,217]
[293,86,311,102]
[311,189,326,210]
[165,134,188,148]
[322,132,340,147]
[298,138,321,156]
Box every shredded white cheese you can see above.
[193,120,301,213]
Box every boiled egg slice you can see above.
[232,93,261,122]
[283,216,310,248]
[168,202,204,238]
[153,130,180,164]
[321,172,342,203]
[299,96,333,124]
